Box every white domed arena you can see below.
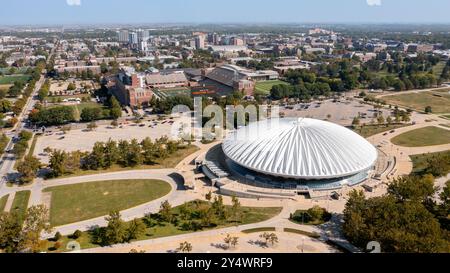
[213,118,378,198]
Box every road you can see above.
[0,43,57,190]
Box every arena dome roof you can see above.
[222,118,378,180]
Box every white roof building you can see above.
[222,118,377,180]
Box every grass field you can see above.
[10,191,31,224]
[410,150,450,175]
[391,126,450,147]
[383,90,450,114]
[44,179,172,226]
[153,87,191,99]
[255,80,289,95]
[0,75,31,85]
[433,61,447,77]
[0,194,9,212]
[48,101,106,121]
[354,124,408,138]
[43,201,282,252]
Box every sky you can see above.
[1,0,450,25]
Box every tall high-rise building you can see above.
[129,32,138,45]
[195,35,205,49]
[231,37,244,46]
[139,41,148,52]
[118,30,129,43]
[208,33,219,45]
[137,29,150,43]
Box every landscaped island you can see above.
[44,179,172,226]
[42,199,282,252]
[391,126,450,147]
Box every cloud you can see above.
[366,0,382,6]
[66,0,82,6]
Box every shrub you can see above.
[54,231,62,241]
[72,230,82,239]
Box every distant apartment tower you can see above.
[137,29,150,43]
[230,37,244,46]
[195,35,206,49]
[208,33,219,45]
[128,32,138,45]
[118,30,129,43]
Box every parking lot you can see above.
[282,98,392,126]
[32,118,182,164]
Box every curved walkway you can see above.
[43,169,199,236]
[367,117,450,178]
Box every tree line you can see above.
[45,136,186,178]
[343,175,450,253]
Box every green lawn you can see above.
[0,194,9,212]
[391,126,450,147]
[354,124,408,138]
[44,179,172,226]
[410,150,450,175]
[383,90,450,114]
[255,80,289,95]
[10,191,31,224]
[43,201,282,252]
[48,101,105,121]
[433,61,447,78]
[0,75,31,85]
[153,87,191,99]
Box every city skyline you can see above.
[1,0,450,25]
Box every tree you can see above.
[72,230,82,239]
[377,115,385,125]
[352,116,360,127]
[30,106,75,126]
[103,139,120,168]
[125,218,146,242]
[0,212,23,253]
[20,205,52,253]
[81,107,102,122]
[205,191,212,202]
[343,175,450,253]
[267,233,279,246]
[16,156,41,184]
[54,232,62,241]
[230,196,242,222]
[141,138,156,165]
[425,106,432,114]
[260,232,278,247]
[126,139,143,166]
[103,211,126,245]
[387,175,436,203]
[67,82,76,91]
[109,96,122,120]
[224,234,232,249]
[177,241,193,253]
[230,236,239,249]
[159,201,173,223]
[48,149,67,177]
[212,195,226,220]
